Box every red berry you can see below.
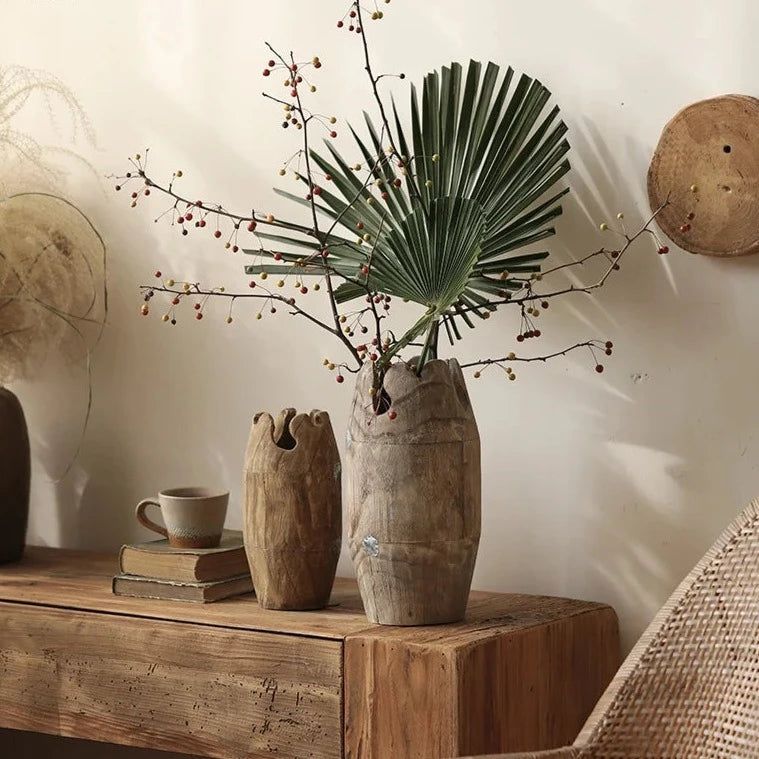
[330,131,337,138]
[144,188,151,196]
[658,245,669,255]
[290,64,298,72]
[313,186,322,195]
[357,222,364,230]
[273,252,283,261]
[196,312,203,320]
[605,341,613,349]
[605,348,612,356]
[349,25,354,31]
[314,61,322,69]
[268,59,276,67]
[172,297,180,305]
[263,69,270,77]
[185,212,193,221]
[534,330,541,337]
[177,216,184,224]
[325,174,332,181]
[357,344,367,352]
[349,9,356,17]
[249,281,256,288]
[321,249,329,259]
[370,353,378,361]
[214,230,222,238]
[679,224,691,233]
[247,221,257,232]
[393,178,402,187]
[371,338,378,346]
[131,192,138,199]
[290,89,297,97]
[381,192,389,200]
[300,286,308,294]
[154,270,162,278]
[516,334,525,342]
[361,265,369,275]
[337,20,344,27]
[336,375,344,383]
[541,301,549,309]
[232,245,239,253]
[194,303,201,310]
[199,219,207,228]
[595,364,604,373]
[115,185,121,191]
[388,410,397,420]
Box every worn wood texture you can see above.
[0,547,369,639]
[345,601,620,759]
[0,549,621,759]
[0,387,30,564]
[648,94,759,257]
[347,359,481,625]
[243,409,342,610]
[0,602,342,759]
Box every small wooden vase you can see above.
[347,359,481,625]
[243,408,342,610]
[0,387,31,564]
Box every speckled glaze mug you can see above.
[135,487,229,548]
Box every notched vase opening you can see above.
[253,408,329,451]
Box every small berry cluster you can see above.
[336,1,391,32]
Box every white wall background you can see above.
[3,0,759,753]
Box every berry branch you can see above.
[461,340,615,380]
[118,1,695,396]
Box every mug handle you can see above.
[135,499,168,538]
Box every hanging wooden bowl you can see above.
[648,94,759,257]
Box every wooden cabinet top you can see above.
[0,547,609,644]
[0,547,620,758]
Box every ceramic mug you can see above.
[135,487,229,548]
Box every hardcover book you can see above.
[112,572,254,603]
[119,529,249,583]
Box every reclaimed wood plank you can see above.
[344,603,620,759]
[0,547,366,640]
[0,602,342,759]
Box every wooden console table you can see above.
[0,548,619,758]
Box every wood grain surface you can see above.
[0,547,620,758]
[648,94,759,257]
[243,409,341,610]
[0,603,342,758]
[344,601,620,758]
[347,359,481,625]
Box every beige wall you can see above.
[2,0,759,753]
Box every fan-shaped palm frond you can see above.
[244,60,570,368]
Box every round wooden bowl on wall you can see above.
[648,94,759,257]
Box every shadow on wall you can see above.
[472,109,759,651]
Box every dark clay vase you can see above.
[0,387,31,563]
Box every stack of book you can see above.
[112,529,254,603]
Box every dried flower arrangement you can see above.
[0,64,105,473]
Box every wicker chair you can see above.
[474,499,759,759]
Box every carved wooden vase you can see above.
[243,408,342,610]
[347,358,481,625]
[0,387,31,564]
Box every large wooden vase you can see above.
[243,408,342,610]
[347,358,481,625]
[0,387,31,564]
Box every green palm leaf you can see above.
[244,60,570,368]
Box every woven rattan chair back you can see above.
[570,499,759,758]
